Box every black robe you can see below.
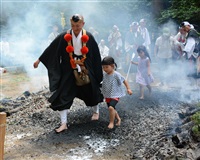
[39,30,103,111]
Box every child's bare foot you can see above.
[55,123,67,133]
[91,113,99,121]
[108,122,114,129]
[115,118,121,126]
[139,96,144,100]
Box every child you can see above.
[131,45,154,99]
[101,56,132,129]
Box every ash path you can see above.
[4,85,200,160]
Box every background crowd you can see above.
[1,18,200,83]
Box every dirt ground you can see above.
[0,71,48,98]
[1,70,200,160]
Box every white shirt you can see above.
[139,27,151,47]
[98,44,109,59]
[183,37,195,59]
[72,30,82,56]
[155,36,174,59]
[102,71,126,98]
[173,32,186,52]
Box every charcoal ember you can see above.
[0,107,6,112]
[0,98,12,105]
[191,129,200,142]
[178,112,186,119]
[13,103,22,108]
[171,134,186,148]
[3,87,200,159]
[23,91,31,97]
[179,107,200,119]
[32,112,44,120]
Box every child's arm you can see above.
[147,59,151,75]
[131,61,138,65]
[123,79,133,95]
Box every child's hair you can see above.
[137,45,151,62]
[101,56,117,69]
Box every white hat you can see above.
[190,24,194,29]
[180,21,191,27]
[130,22,138,27]
[113,25,119,30]
[139,19,145,23]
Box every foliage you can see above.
[191,111,200,136]
[192,125,200,136]
[159,0,200,24]
[191,111,200,125]
[197,102,200,108]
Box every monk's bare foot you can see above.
[108,122,114,129]
[91,113,99,121]
[116,118,121,126]
[55,123,67,133]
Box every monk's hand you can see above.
[33,59,40,68]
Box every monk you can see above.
[33,14,103,133]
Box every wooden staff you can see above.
[126,52,136,80]
[0,112,6,160]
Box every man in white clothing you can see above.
[98,39,109,59]
[173,26,187,59]
[138,19,151,53]
[154,27,174,85]
[180,21,199,75]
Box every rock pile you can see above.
[1,87,200,159]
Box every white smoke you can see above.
[1,1,198,102]
[152,20,200,103]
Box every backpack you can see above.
[193,42,200,58]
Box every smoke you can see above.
[160,60,199,103]
[1,2,51,63]
[1,2,55,91]
[1,1,198,101]
[151,20,200,103]
[1,1,151,77]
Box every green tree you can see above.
[159,0,200,24]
